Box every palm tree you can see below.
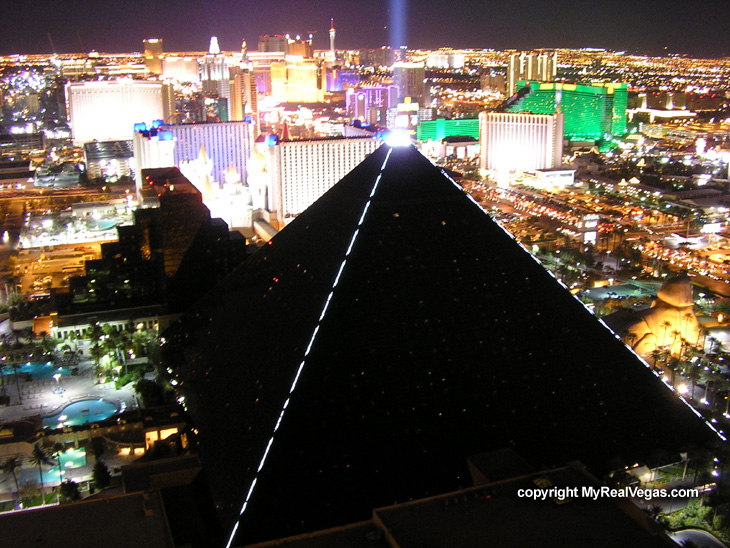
[666,357,680,387]
[685,364,701,401]
[2,456,23,508]
[645,504,663,521]
[679,337,690,361]
[58,480,80,503]
[21,327,35,346]
[695,326,706,349]
[650,349,662,371]
[661,320,672,349]
[29,444,52,505]
[84,322,104,374]
[707,336,720,355]
[11,362,22,404]
[671,330,682,357]
[48,442,65,503]
[132,328,152,357]
[682,312,694,336]
[39,332,57,357]
[717,376,730,415]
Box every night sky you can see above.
[1,0,728,58]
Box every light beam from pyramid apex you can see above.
[384,128,412,147]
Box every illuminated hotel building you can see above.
[261,137,381,225]
[143,38,163,75]
[132,124,176,187]
[479,112,563,173]
[228,41,258,129]
[258,34,313,57]
[346,85,399,124]
[507,52,557,95]
[162,56,200,82]
[270,56,324,103]
[66,80,165,144]
[258,35,289,53]
[163,120,254,185]
[201,40,231,101]
[425,52,465,69]
[228,66,258,128]
[392,62,426,103]
[507,81,628,141]
[417,118,480,142]
[287,36,314,58]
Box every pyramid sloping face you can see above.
[163,144,719,545]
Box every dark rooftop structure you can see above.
[0,490,175,548]
[82,139,134,162]
[467,448,535,485]
[247,463,676,548]
[162,143,721,546]
[122,455,224,548]
[62,167,247,314]
[0,455,221,548]
[0,159,33,182]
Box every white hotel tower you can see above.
[259,137,381,227]
[479,112,564,175]
[66,79,165,144]
[164,120,254,185]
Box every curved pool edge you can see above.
[41,397,121,428]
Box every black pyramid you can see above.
[162,143,720,546]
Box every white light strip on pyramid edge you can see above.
[226,147,394,548]
[441,168,727,444]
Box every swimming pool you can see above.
[0,361,70,381]
[18,447,87,484]
[43,398,118,428]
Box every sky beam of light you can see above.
[389,0,407,51]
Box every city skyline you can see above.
[1,0,728,59]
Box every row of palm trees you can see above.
[80,322,155,380]
[639,327,730,414]
[1,442,64,509]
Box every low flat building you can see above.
[247,462,675,548]
[522,168,577,190]
[0,490,175,548]
[83,140,134,181]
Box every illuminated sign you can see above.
[696,173,711,186]
[583,214,599,229]
[702,223,723,234]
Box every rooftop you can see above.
[0,490,175,548]
[247,463,675,548]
